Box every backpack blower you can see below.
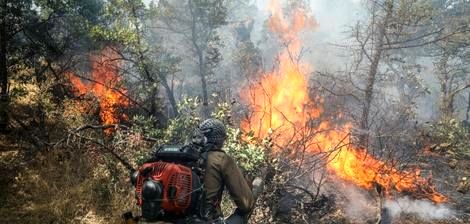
[130,145,205,222]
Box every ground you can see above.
[1,133,469,224]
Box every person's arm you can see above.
[221,155,255,214]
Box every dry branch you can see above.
[50,124,157,171]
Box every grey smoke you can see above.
[384,197,455,220]
[322,180,456,222]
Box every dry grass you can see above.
[1,130,468,224]
[0,139,138,224]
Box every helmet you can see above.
[198,118,227,148]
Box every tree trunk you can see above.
[197,50,210,118]
[157,72,179,117]
[440,94,454,119]
[149,86,158,117]
[189,0,209,118]
[465,91,470,122]
[0,0,9,131]
[0,24,6,97]
[437,53,453,119]
[359,0,394,147]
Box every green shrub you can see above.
[427,119,470,157]
[119,98,267,173]
[212,102,266,174]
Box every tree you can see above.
[357,0,394,147]
[0,0,103,131]
[234,19,262,80]
[435,48,469,119]
[430,0,470,119]
[93,0,181,118]
[350,0,469,147]
[0,0,35,130]
[158,0,227,117]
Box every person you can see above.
[195,118,255,223]
[127,118,254,224]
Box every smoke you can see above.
[341,185,377,221]
[320,178,377,221]
[384,197,455,220]
[322,178,456,222]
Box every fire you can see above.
[68,47,129,134]
[241,0,446,203]
[329,146,446,203]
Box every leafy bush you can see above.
[122,97,203,164]
[111,97,267,175]
[427,119,470,157]
[162,97,202,144]
[212,102,266,174]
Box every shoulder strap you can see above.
[197,146,226,220]
[196,150,209,219]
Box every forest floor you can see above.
[0,133,136,224]
[1,132,469,224]
[0,135,28,223]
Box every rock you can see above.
[456,178,469,194]
[449,159,458,169]
[440,142,452,148]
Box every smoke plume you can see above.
[384,197,455,220]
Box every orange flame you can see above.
[68,47,129,134]
[241,0,446,203]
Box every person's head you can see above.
[197,118,227,149]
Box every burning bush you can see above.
[68,47,129,135]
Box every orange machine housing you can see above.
[135,161,193,215]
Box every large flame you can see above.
[68,47,129,134]
[241,0,446,203]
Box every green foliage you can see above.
[2,0,107,133]
[124,99,266,174]
[163,97,202,144]
[131,115,161,139]
[211,101,232,123]
[90,0,145,46]
[212,102,266,174]
[427,119,470,157]
[224,127,266,174]
[111,97,203,165]
[90,25,139,46]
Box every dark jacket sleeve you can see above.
[221,155,255,214]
